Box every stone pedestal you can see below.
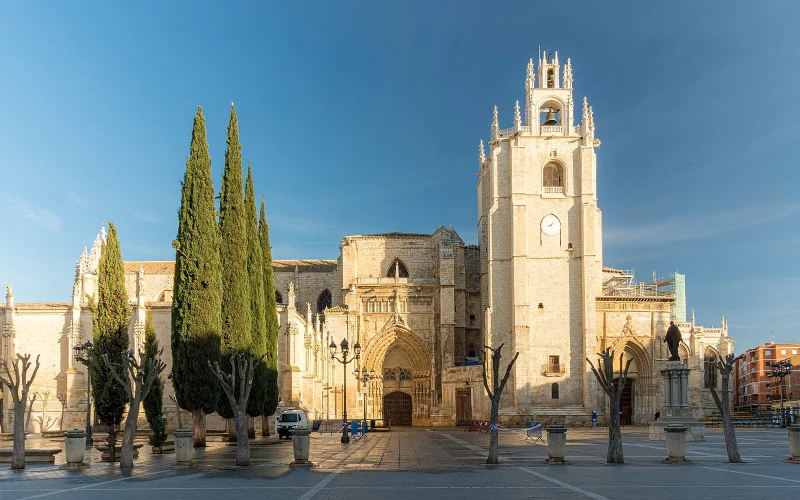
[290,429,312,467]
[174,429,194,466]
[545,424,568,464]
[64,430,87,468]
[649,361,705,441]
[785,425,800,464]
[664,424,690,464]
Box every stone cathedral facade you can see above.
[1,52,735,432]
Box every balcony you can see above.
[543,186,564,195]
[540,125,562,134]
[542,364,565,376]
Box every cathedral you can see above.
[1,52,735,432]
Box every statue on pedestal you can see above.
[664,321,682,362]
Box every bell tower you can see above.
[477,52,603,414]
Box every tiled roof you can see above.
[124,261,175,275]
[13,303,71,311]
[272,260,338,272]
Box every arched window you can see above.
[467,345,478,358]
[704,352,718,389]
[543,163,564,193]
[275,290,283,305]
[386,259,409,278]
[551,382,559,399]
[316,289,332,313]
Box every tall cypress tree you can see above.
[217,103,251,422]
[91,222,130,439]
[259,196,280,420]
[171,106,223,447]
[245,164,268,419]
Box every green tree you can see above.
[142,312,167,449]
[244,165,268,420]
[171,106,223,447]
[259,196,280,426]
[91,222,130,460]
[217,103,251,425]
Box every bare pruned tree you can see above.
[587,347,632,464]
[209,351,266,466]
[0,354,41,469]
[705,353,744,463]
[481,343,519,464]
[103,351,167,468]
[169,394,183,428]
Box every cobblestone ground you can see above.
[1,427,798,500]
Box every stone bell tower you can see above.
[477,51,603,414]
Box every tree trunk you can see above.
[108,425,118,464]
[486,398,499,464]
[261,415,270,436]
[192,410,206,447]
[607,395,624,464]
[235,411,250,466]
[12,402,26,469]
[247,415,255,438]
[719,372,742,463]
[120,402,139,468]
[227,417,237,443]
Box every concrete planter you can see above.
[290,429,312,467]
[664,424,689,464]
[786,425,800,463]
[174,429,194,466]
[545,424,568,464]
[64,430,86,466]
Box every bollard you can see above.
[785,425,800,464]
[290,429,313,467]
[545,424,568,464]
[174,429,194,466]
[664,424,689,464]
[64,429,87,468]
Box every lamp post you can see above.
[354,366,377,420]
[329,338,360,443]
[769,359,794,428]
[72,341,94,445]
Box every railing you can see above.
[542,364,566,375]
[543,186,564,194]
[540,126,562,134]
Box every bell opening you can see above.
[541,107,560,126]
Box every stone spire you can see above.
[563,58,573,89]
[525,58,535,90]
[478,140,485,164]
[5,284,13,308]
[582,97,594,145]
[490,106,499,141]
[513,101,521,128]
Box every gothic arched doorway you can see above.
[383,391,412,426]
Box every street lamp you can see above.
[353,366,377,420]
[72,340,94,445]
[768,359,794,428]
[329,337,361,443]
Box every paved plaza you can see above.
[1,427,798,500]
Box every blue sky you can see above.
[1,1,798,351]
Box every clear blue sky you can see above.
[1,1,798,351]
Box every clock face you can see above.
[541,214,561,236]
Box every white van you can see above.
[277,409,308,439]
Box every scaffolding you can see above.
[601,268,682,301]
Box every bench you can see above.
[96,443,143,461]
[0,448,62,463]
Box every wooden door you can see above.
[614,377,634,425]
[456,389,472,425]
[383,391,412,426]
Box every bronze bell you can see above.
[542,108,558,126]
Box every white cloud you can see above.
[605,203,800,247]
[3,194,62,232]
[128,211,163,223]
[66,192,85,206]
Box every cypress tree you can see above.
[244,164,268,419]
[217,103,251,422]
[259,196,280,420]
[142,312,167,448]
[91,222,130,445]
[171,106,223,447]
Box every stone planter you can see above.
[664,424,689,464]
[64,430,86,467]
[545,424,568,464]
[174,429,194,466]
[785,425,800,464]
[290,429,312,467]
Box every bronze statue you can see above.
[664,321,682,361]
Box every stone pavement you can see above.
[1,426,799,500]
